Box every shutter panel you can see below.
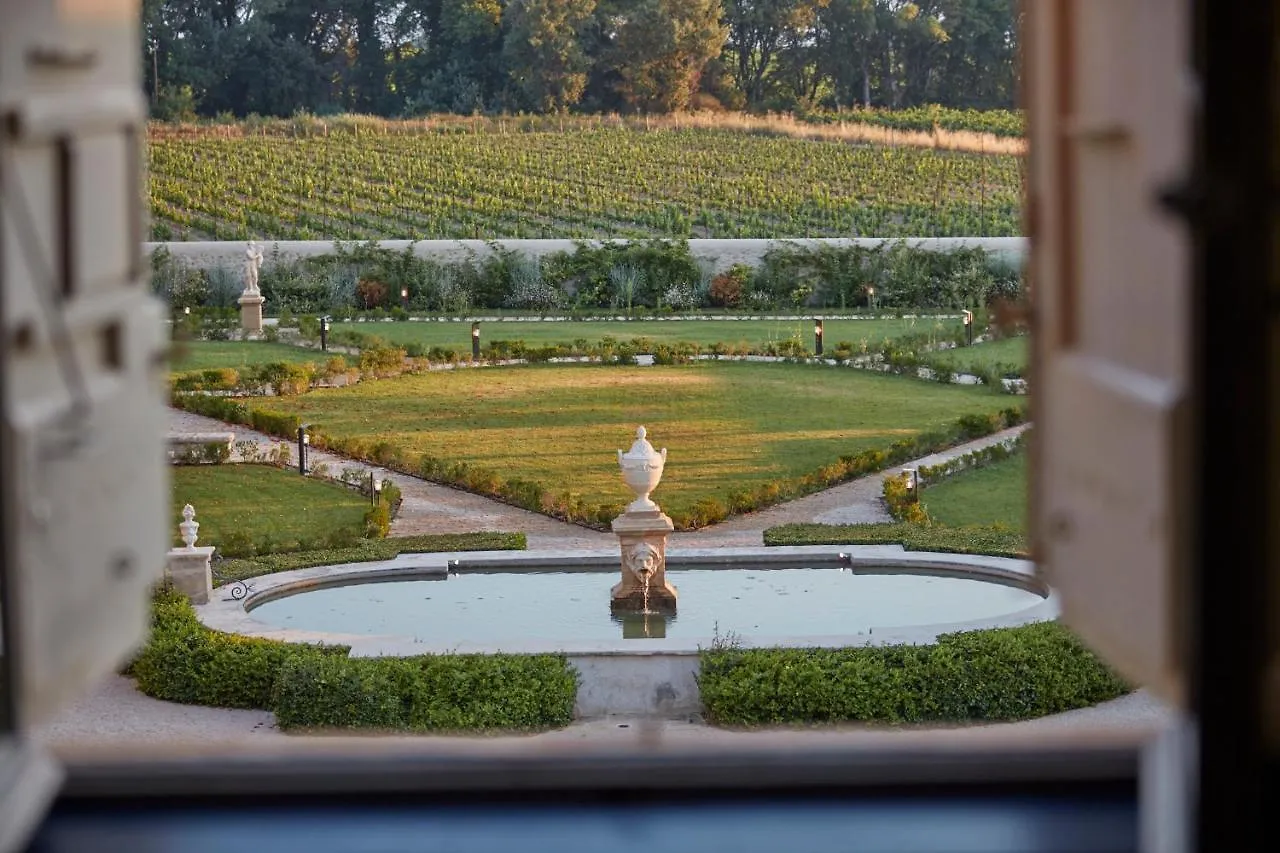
[1027,0,1194,708]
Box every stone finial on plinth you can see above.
[168,503,214,604]
[179,504,199,550]
[611,426,677,613]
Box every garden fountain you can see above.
[612,427,677,622]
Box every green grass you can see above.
[255,361,1014,518]
[171,340,328,372]
[334,317,966,354]
[925,335,1028,373]
[171,464,369,549]
[923,451,1028,532]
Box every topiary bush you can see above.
[698,622,1129,726]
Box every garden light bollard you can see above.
[320,316,330,351]
[814,319,824,356]
[903,468,920,502]
[297,426,309,475]
[471,322,481,361]
[867,286,876,312]
[401,286,409,311]
[963,310,974,346]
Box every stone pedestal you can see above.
[610,509,677,613]
[238,292,265,332]
[166,545,214,605]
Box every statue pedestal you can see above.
[238,292,265,332]
[610,509,677,613]
[166,545,215,605]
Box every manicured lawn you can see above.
[257,361,1015,518]
[923,451,1028,532]
[332,317,965,354]
[925,335,1028,373]
[171,464,369,549]
[171,340,328,373]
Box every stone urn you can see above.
[612,426,677,613]
[617,426,667,514]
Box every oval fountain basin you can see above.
[245,566,1044,645]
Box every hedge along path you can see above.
[670,422,1030,548]
[170,409,613,551]
[171,410,1030,551]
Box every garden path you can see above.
[169,410,1029,549]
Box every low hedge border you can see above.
[130,583,575,732]
[762,522,1027,558]
[174,392,1028,532]
[698,621,1129,726]
[213,532,527,586]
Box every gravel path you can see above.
[37,674,1168,754]
[169,409,1028,550]
[45,412,1140,752]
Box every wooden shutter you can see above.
[1026,0,1194,708]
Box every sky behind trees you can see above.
[143,1,1019,119]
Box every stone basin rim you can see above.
[195,546,1056,656]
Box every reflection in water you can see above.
[613,610,672,639]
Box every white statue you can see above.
[243,240,264,294]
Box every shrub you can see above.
[698,622,1129,726]
[708,264,750,308]
[272,653,578,732]
[762,521,1027,557]
[131,585,576,732]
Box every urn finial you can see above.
[179,503,200,550]
[617,425,667,513]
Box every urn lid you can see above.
[620,426,664,462]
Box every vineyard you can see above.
[148,121,1023,242]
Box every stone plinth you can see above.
[237,292,265,332]
[167,545,215,605]
[610,509,677,613]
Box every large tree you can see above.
[503,0,598,112]
[723,0,828,107]
[609,0,728,112]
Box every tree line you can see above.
[144,1,1019,120]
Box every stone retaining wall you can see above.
[146,237,1027,274]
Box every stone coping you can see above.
[195,546,1056,658]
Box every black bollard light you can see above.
[471,321,480,361]
[963,309,974,346]
[814,318,824,356]
[867,286,876,312]
[297,425,308,475]
[320,315,330,352]
[401,286,409,311]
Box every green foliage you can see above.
[698,622,1129,726]
[762,522,1027,559]
[129,585,347,709]
[272,653,577,732]
[171,464,371,556]
[147,127,1021,243]
[131,584,575,732]
[255,362,1027,530]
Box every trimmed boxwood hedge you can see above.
[762,521,1027,558]
[698,622,1129,726]
[130,585,576,732]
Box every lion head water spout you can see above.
[611,427,678,615]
